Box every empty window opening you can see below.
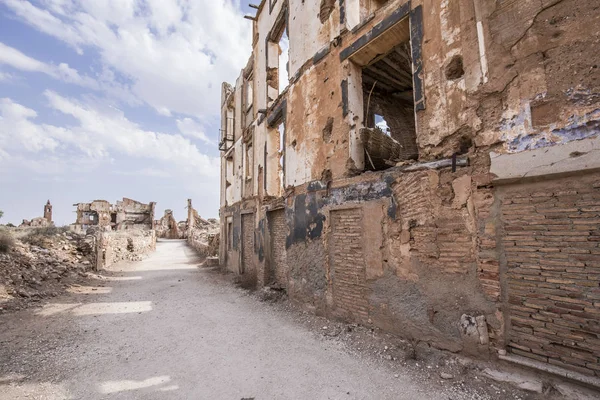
[243,71,254,129]
[220,105,235,151]
[84,211,99,225]
[245,77,253,111]
[278,30,289,94]
[227,220,233,251]
[278,122,286,189]
[111,213,117,224]
[361,41,417,171]
[225,154,234,205]
[266,7,288,106]
[245,142,253,180]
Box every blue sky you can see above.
[0,0,255,225]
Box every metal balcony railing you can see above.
[219,130,234,151]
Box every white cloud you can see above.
[2,0,86,53]
[176,117,213,144]
[115,167,172,178]
[0,70,15,82]
[0,40,90,85]
[0,94,219,176]
[0,42,138,104]
[1,0,252,118]
[0,97,61,152]
[0,42,50,73]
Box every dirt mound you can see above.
[0,228,96,313]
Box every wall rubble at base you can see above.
[218,0,600,377]
[96,230,156,269]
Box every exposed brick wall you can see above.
[268,209,288,287]
[474,185,501,301]
[241,213,256,286]
[330,208,369,323]
[502,175,600,377]
[394,172,475,274]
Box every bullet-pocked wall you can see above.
[219,0,600,376]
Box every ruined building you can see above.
[43,200,52,224]
[20,200,54,227]
[186,199,220,256]
[219,0,600,379]
[71,198,155,233]
[155,209,183,239]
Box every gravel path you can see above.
[0,240,520,399]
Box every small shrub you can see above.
[0,232,14,253]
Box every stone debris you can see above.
[0,228,95,313]
[186,199,219,257]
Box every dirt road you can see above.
[0,240,520,399]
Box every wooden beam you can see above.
[364,64,411,91]
[244,15,257,21]
[362,71,401,93]
[249,4,260,9]
[375,56,413,83]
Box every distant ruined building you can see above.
[43,200,52,224]
[155,209,183,239]
[70,198,155,233]
[218,0,600,380]
[20,200,54,228]
[156,199,220,253]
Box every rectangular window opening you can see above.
[266,5,288,107]
[246,143,253,180]
[227,220,233,251]
[278,29,289,94]
[243,72,254,129]
[245,77,253,111]
[361,40,417,172]
[225,154,234,206]
[278,122,285,190]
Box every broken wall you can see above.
[115,198,155,230]
[219,0,600,376]
[186,201,220,258]
[71,199,155,233]
[155,210,182,239]
[97,230,156,269]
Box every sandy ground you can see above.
[0,240,561,399]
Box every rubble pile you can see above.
[188,218,220,257]
[0,228,96,312]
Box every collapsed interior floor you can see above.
[361,41,417,171]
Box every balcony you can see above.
[219,130,234,151]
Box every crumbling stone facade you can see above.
[71,198,155,233]
[219,0,600,378]
[186,199,220,257]
[96,230,156,269]
[155,210,182,239]
[19,200,54,228]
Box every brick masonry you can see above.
[241,213,256,286]
[329,208,369,323]
[268,209,288,287]
[473,185,501,301]
[502,175,600,377]
[394,172,475,274]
